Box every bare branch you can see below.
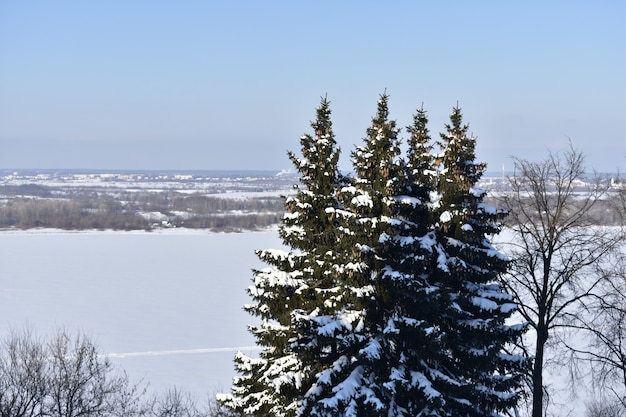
[497,144,623,417]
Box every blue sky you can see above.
[1,1,624,172]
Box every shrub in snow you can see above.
[0,329,234,417]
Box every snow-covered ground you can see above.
[0,228,283,400]
[0,227,604,415]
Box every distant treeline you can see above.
[0,184,622,232]
[0,184,284,232]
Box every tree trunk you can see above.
[532,326,548,417]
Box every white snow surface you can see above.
[0,227,599,414]
[0,228,283,400]
[439,211,452,223]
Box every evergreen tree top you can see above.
[351,93,401,200]
[437,105,486,191]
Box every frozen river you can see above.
[0,229,282,399]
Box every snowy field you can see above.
[0,228,283,400]
[0,227,599,415]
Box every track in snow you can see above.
[105,346,261,359]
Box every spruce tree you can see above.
[375,106,444,415]
[299,93,403,416]
[221,97,527,417]
[218,97,348,417]
[423,105,527,416]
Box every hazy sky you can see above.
[1,1,624,172]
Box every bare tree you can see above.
[0,329,148,417]
[149,387,200,417]
[500,144,623,417]
[586,396,626,417]
[548,161,626,411]
[565,252,626,410]
[0,328,238,417]
[44,330,138,417]
[0,329,48,417]
[108,378,150,417]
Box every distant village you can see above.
[0,169,623,232]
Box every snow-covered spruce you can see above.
[219,97,357,417]
[219,96,528,417]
